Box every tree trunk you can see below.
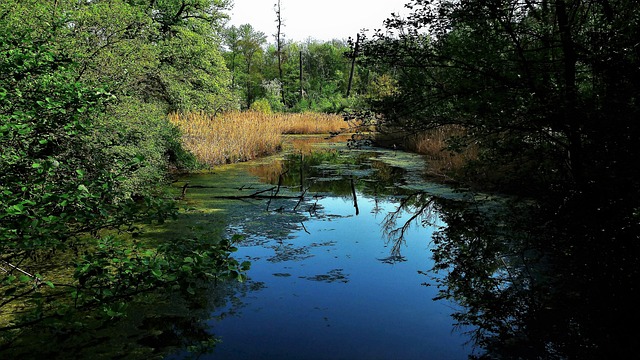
[555,0,584,187]
[299,50,304,101]
[346,34,360,97]
[275,0,286,106]
[246,62,252,109]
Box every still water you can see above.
[169,140,475,359]
[2,136,634,359]
[209,196,467,359]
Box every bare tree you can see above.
[274,0,286,105]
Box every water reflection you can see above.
[382,192,439,264]
[256,143,640,359]
[14,138,631,359]
[174,143,640,360]
[181,145,475,360]
[0,279,260,359]
[390,190,640,359]
[248,149,411,199]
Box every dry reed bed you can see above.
[278,112,350,134]
[169,111,349,166]
[405,126,478,178]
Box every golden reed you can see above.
[405,126,478,177]
[169,111,349,166]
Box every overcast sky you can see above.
[225,0,411,42]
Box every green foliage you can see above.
[0,29,118,252]
[362,0,640,194]
[1,0,236,113]
[234,24,267,109]
[250,98,273,114]
[301,40,352,104]
[73,234,249,314]
[152,0,231,34]
[291,95,355,114]
[158,24,235,113]
[221,28,359,112]
[0,0,247,339]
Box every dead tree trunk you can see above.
[346,33,360,97]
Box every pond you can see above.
[4,135,633,359]
[166,136,477,359]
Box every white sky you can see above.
[225,0,411,42]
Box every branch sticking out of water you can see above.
[267,169,289,211]
[350,177,359,216]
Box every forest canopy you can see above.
[360,0,640,195]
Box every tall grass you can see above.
[169,111,351,166]
[405,126,478,179]
[278,112,350,134]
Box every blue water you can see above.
[198,192,473,359]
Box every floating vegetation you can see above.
[267,243,314,263]
[272,273,292,277]
[299,269,349,284]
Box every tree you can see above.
[147,0,235,112]
[152,0,232,35]
[346,34,360,97]
[237,24,267,109]
[362,0,640,194]
[223,25,242,91]
[361,4,640,358]
[0,0,247,341]
[274,0,287,106]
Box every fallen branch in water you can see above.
[211,194,302,200]
[211,186,302,200]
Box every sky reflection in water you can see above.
[204,191,472,360]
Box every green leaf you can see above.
[7,204,25,215]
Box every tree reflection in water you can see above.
[382,192,439,264]
[384,190,639,359]
[0,278,264,359]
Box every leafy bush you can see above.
[250,98,273,114]
[0,25,245,339]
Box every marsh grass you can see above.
[278,112,350,134]
[286,134,353,154]
[405,126,478,179]
[169,111,353,167]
